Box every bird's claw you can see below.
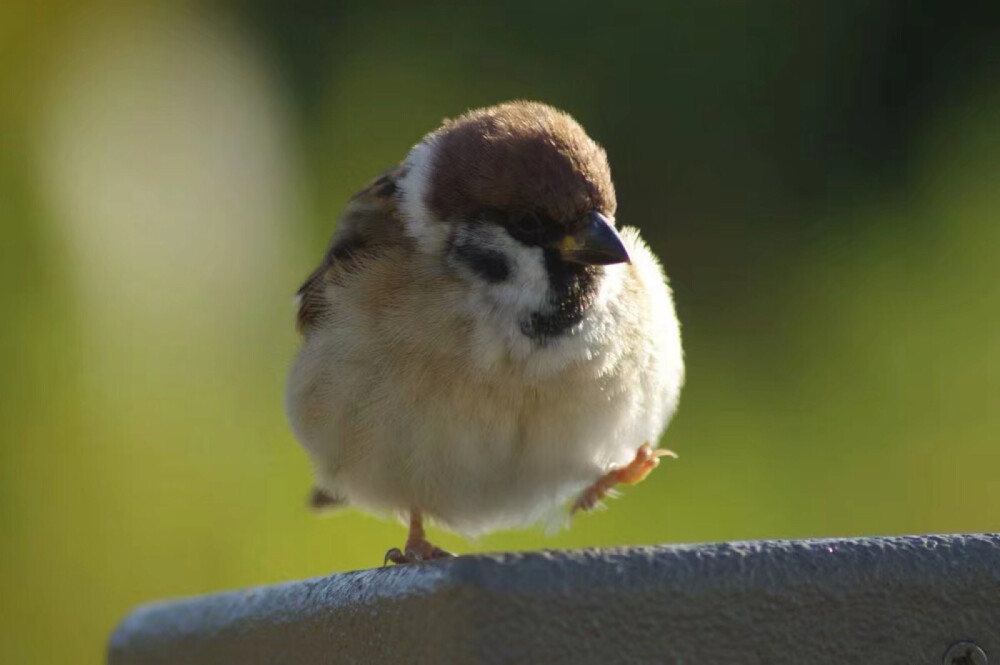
[572,443,676,514]
[383,548,408,566]
[383,544,455,566]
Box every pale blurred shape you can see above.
[37,6,298,362]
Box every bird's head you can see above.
[396,101,629,340]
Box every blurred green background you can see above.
[1,1,998,661]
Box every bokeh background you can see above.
[2,1,998,661]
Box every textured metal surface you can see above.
[108,534,1000,665]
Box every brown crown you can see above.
[424,101,616,227]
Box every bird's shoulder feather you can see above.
[296,166,408,332]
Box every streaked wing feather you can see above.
[296,166,407,333]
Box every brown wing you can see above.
[295,166,407,333]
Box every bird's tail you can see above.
[308,487,348,514]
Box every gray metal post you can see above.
[109,534,1000,664]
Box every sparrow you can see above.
[286,101,684,564]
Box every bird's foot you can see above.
[572,443,676,513]
[383,508,456,565]
[383,539,454,565]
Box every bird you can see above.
[285,101,684,564]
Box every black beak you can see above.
[560,211,631,265]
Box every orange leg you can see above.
[384,509,454,565]
[572,443,676,514]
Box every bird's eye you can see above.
[507,210,546,243]
[477,208,507,225]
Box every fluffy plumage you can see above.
[286,101,684,546]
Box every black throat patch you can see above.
[520,250,600,342]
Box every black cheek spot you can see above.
[453,243,511,283]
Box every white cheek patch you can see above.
[397,138,450,255]
[450,223,550,313]
[444,223,550,370]
[486,233,550,313]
